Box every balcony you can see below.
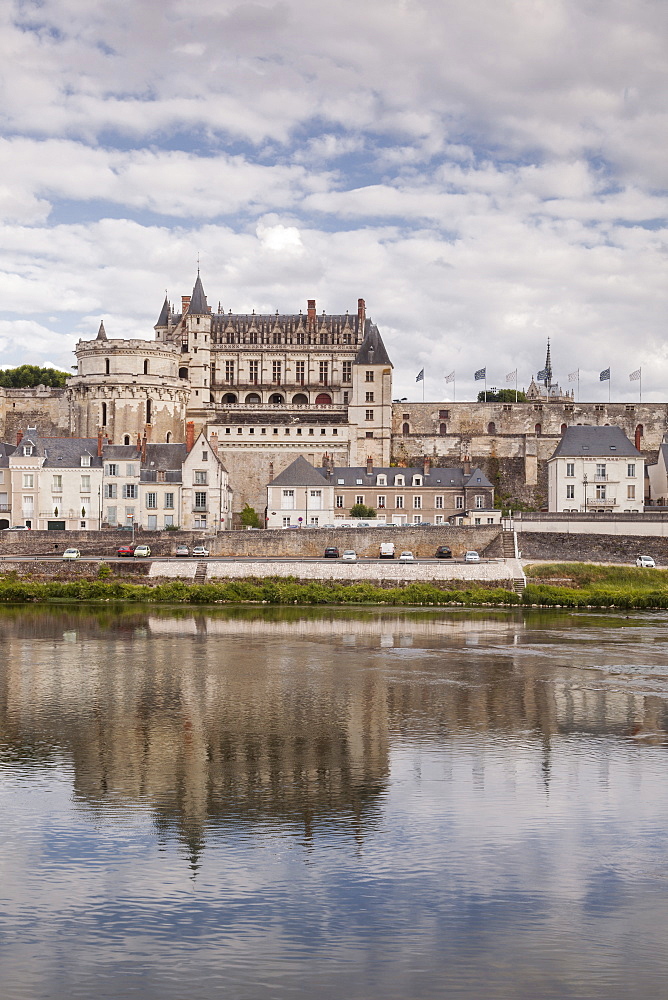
[0,504,10,513]
[585,497,617,508]
[192,505,208,512]
[215,402,345,412]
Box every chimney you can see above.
[209,432,218,457]
[141,432,147,464]
[16,430,23,446]
[307,299,316,328]
[137,433,142,451]
[182,295,191,314]
[268,461,274,483]
[358,298,366,327]
[635,425,642,450]
[97,430,103,457]
[463,454,471,476]
[186,421,195,452]
[423,456,431,476]
[366,455,374,475]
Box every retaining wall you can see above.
[519,532,665,564]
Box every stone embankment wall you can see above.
[519,532,668,564]
[517,514,668,536]
[0,525,503,559]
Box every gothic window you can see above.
[535,422,542,435]
[143,359,149,375]
[561,423,567,433]
[402,422,410,435]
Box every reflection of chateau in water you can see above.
[1,607,667,853]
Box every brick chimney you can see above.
[358,298,366,327]
[463,454,471,476]
[136,433,142,451]
[141,432,147,464]
[97,430,103,457]
[182,295,191,314]
[366,455,374,475]
[307,299,316,328]
[423,456,431,476]
[16,430,23,446]
[186,421,195,453]
[268,461,274,483]
[209,432,218,457]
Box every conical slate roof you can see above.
[96,321,107,341]
[188,272,208,314]
[155,295,170,328]
[355,322,392,366]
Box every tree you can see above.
[240,503,262,528]
[477,389,528,403]
[0,365,69,388]
[349,503,376,519]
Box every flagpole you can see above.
[485,373,487,403]
[423,377,425,403]
[577,370,580,403]
[640,368,642,404]
[515,370,518,403]
[454,373,456,403]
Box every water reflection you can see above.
[1,606,668,1000]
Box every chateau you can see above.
[1,270,668,517]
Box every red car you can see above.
[117,545,135,557]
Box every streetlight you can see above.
[582,473,588,512]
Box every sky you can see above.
[0,0,666,401]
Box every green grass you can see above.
[524,562,668,588]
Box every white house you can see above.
[548,426,644,513]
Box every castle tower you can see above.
[347,322,393,466]
[68,323,189,444]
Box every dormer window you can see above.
[81,455,91,467]
[395,475,405,486]
[23,445,32,456]
[376,474,387,486]
[413,476,422,486]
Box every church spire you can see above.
[544,338,552,388]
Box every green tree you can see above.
[0,365,69,388]
[349,503,376,519]
[240,503,262,528]
[477,389,528,403]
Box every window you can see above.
[101,402,107,426]
[281,490,295,510]
[164,515,174,527]
[52,475,62,490]
[377,495,386,508]
[104,484,117,499]
[596,463,606,479]
[566,462,575,477]
[225,361,235,382]
[435,515,443,525]
[335,496,344,508]
[627,464,636,477]
[413,514,422,524]
[107,506,117,524]
[413,496,422,509]
[282,516,291,527]
[365,392,374,402]
[319,361,329,384]
[343,391,349,404]
[456,496,464,509]
[125,507,135,522]
[126,464,136,476]
[595,485,606,499]
[164,493,174,509]
[566,484,575,499]
[376,475,386,486]
[80,476,90,491]
[146,492,157,508]
[249,360,259,383]
[356,495,364,505]
[202,451,208,460]
[395,496,404,508]
[23,445,33,456]
[439,423,447,435]
[435,496,443,509]
[123,484,138,499]
[310,490,322,509]
[194,471,208,485]
[81,454,91,467]
[143,359,149,375]
[365,370,374,382]
[295,361,305,384]
[474,517,481,526]
[413,476,422,486]
[627,485,636,500]
[272,361,282,383]
[402,422,410,435]
[146,399,151,424]
[474,495,484,508]
[342,362,352,382]
[395,476,404,486]
[105,358,110,375]
[439,409,449,419]
[365,409,374,420]
[365,431,374,438]
[23,474,34,488]
[194,492,207,509]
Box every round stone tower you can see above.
[67,321,189,444]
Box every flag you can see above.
[474,368,486,381]
[629,368,641,381]
[599,368,610,381]
[568,370,579,382]
[506,370,517,382]
[416,369,424,382]
[537,368,549,381]
[444,371,455,383]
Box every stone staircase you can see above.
[194,561,208,585]
[502,524,526,595]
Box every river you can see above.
[1,605,667,999]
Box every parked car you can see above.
[6,525,30,530]
[399,550,415,561]
[342,550,357,562]
[133,544,151,558]
[117,544,135,557]
[175,545,190,557]
[324,546,340,558]
[379,542,395,559]
[464,550,480,562]
[192,545,210,557]
[636,555,656,568]
[62,548,80,561]
[435,545,452,558]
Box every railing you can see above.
[214,402,345,411]
[585,498,617,507]
[192,505,208,512]
[593,474,609,481]
[0,504,10,512]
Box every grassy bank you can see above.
[523,562,668,608]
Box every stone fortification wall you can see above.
[0,386,71,442]
[517,513,668,536]
[0,525,502,559]
[519,532,668,564]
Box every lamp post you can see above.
[582,473,588,513]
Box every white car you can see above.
[636,555,656,568]
[192,545,210,557]
[62,548,80,561]
[133,544,151,558]
[464,550,480,562]
[399,550,415,561]
[342,550,357,562]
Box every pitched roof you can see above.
[270,456,328,487]
[354,321,392,366]
[37,437,102,468]
[96,321,107,341]
[550,425,642,458]
[155,296,171,328]
[188,272,208,314]
[0,441,16,467]
[330,466,493,488]
[143,443,187,470]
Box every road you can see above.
[0,555,488,565]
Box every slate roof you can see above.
[270,456,328,487]
[143,443,187,470]
[155,295,171,328]
[550,425,642,458]
[331,466,493,488]
[354,322,393,366]
[188,272,209,315]
[35,437,103,468]
[102,444,141,461]
[0,442,16,467]
[96,321,107,341]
